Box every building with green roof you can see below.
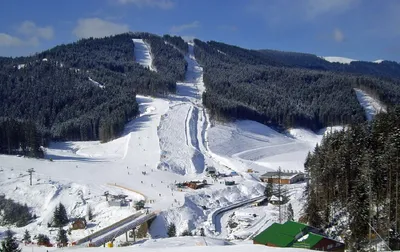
[253,221,344,251]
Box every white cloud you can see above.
[17,21,54,40]
[0,33,38,47]
[117,0,174,9]
[0,33,24,47]
[73,18,129,39]
[170,21,200,33]
[333,28,344,42]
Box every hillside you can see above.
[1,32,399,251]
[194,39,400,131]
[1,33,400,151]
[0,36,326,251]
[0,33,187,153]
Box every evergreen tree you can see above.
[181,229,192,236]
[87,205,93,221]
[53,203,68,227]
[56,228,68,246]
[305,190,323,228]
[264,181,273,198]
[167,223,176,237]
[23,229,31,243]
[287,203,294,221]
[134,200,145,211]
[0,229,21,252]
[36,234,50,246]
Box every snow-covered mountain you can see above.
[321,56,357,64]
[321,56,388,64]
[0,34,391,251]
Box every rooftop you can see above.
[253,221,323,248]
[292,233,324,249]
[260,171,302,179]
[253,223,294,247]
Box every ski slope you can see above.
[354,88,387,121]
[322,56,357,64]
[88,77,105,89]
[158,42,209,176]
[0,38,332,247]
[207,120,341,174]
[132,39,156,71]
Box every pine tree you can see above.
[0,229,21,252]
[287,203,294,221]
[264,181,273,198]
[36,234,50,246]
[56,228,68,246]
[87,205,93,221]
[23,229,31,243]
[305,190,323,228]
[134,200,145,211]
[349,167,369,250]
[181,229,192,236]
[53,203,69,227]
[167,223,176,237]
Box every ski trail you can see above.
[132,39,156,72]
[157,41,211,175]
[185,106,194,147]
[189,107,200,151]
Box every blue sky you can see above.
[0,0,399,61]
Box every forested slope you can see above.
[0,33,187,155]
[304,107,400,250]
[194,39,400,130]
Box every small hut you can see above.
[71,218,87,230]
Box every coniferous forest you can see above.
[0,33,187,155]
[304,107,400,250]
[194,39,400,130]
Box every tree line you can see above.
[194,39,400,131]
[304,107,400,250]
[0,118,44,157]
[0,33,188,152]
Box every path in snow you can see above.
[132,39,156,71]
[158,42,210,176]
[354,88,387,121]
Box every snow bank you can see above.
[24,241,313,252]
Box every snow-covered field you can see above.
[207,120,342,174]
[321,56,386,65]
[21,237,314,252]
[2,39,377,252]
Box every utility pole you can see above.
[27,168,35,186]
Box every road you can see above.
[74,211,157,247]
